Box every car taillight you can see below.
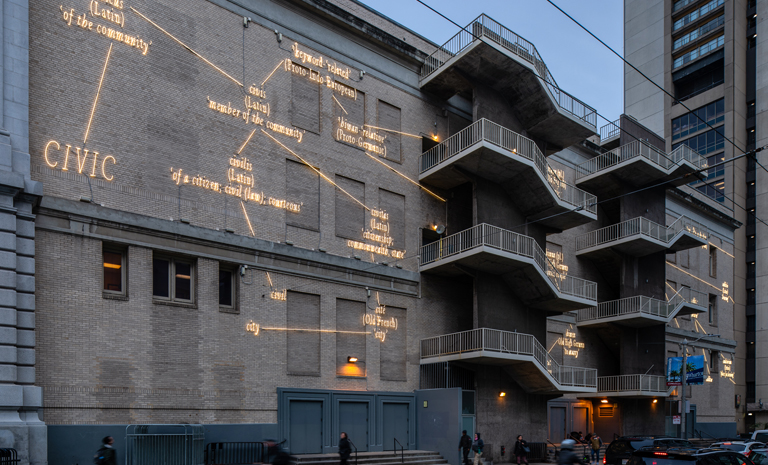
[654,452,668,456]
[603,457,605,464]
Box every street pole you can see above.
[678,334,720,440]
[680,344,688,440]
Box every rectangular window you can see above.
[377,100,402,163]
[673,0,724,31]
[219,267,236,311]
[336,299,366,377]
[334,86,365,149]
[153,255,195,303]
[673,15,724,50]
[285,159,320,231]
[709,246,717,277]
[709,350,718,371]
[672,99,725,140]
[335,175,365,240]
[287,291,321,376]
[103,247,126,296]
[673,35,724,69]
[708,293,717,325]
[291,62,320,134]
[378,189,406,250]
[380,306,407,381]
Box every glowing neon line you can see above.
[363,124,422,139]
[261,60,283,87]
[547,338,559,353]
[702,348,710,375]
[673,318,680,328]
[261,327,371,335]
[666,262,723,292]
[709,243,735,259]
[262,129,371,211]
[363,152,446,202]
[332,95,348,115]
[84,43,113,144]
[240,201,255,236]
[266,272,274,288]
[237,129,257,154]
[131,7,243,87]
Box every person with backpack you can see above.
[471,432,484,465]
[514,434,529,464]
[589,434,603,465]
[458,430,472,465]
[94,436,116,465]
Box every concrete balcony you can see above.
[420,328,597,394]
[575,289,708,328]
[419,15,597,150]
[579,374,671,398]
[599,119,621,151]
[575,140,708,195]
[575,216,708,260]
[420,119,597,230]
[420,223,597,312]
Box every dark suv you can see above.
[627,447,757,465]
[605,437,694,465]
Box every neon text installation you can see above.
[44,140,116,181]
[60,5,151,55]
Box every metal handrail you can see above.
[597,374,667,393]
[575,139,708,179]
[575,215,709,251]
[419,328,598,389]
[575,289,708,323]
[600,119,621,141]
[394,438,404,463]
[420,223,598,301]
[419,14,596,126]
[349,439,358,465]
[420,119,597,215]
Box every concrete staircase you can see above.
[290,450,449,465]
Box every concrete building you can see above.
[624,0,768,431]
[0,0,747,463]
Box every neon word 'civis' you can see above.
[44,140,116,181]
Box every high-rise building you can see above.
[624,0,767,431]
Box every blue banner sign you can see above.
[666,355,705,386]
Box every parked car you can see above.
[709,442,767,458]
[750,448,767,465]
[627,446,757,465]
[753,432,768,444]
[604,437,693,465]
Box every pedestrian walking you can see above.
[93,436,116,465]
[558,439,588,465]
[459,430,472,465]
[471,433,484,465]
[514,435,529,465]
[589,434,603,465]
[339,432,352,465]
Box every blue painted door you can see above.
[290,400,323,454]
[383,403,409,451]
[339,402,369,451]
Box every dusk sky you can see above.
[359,0,625,129]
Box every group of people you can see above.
[457,431,603,465]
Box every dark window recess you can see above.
[291,62,320,134]
[103,250,124,293]
[674,59,724,102]
[285,159,320,231]
[422,136,439,154]
[174,262,192,300]
[335,175,365,240]
[748,16,757,29]
[747,289,756,305]
[747,131,756,146]
[153,258,170,298]
[378,100,402,163]
[747,344,756,359]
[708,294,717,325]
[748,36,757,49]
[747,315,756,332]
[748,101,756,119]
[747,262,756,279]
[747,382,756,403]
[219,269,233,307]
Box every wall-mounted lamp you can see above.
[600,399,609,404]
[432,224,445,234]
[499,392,506,397]
[347,356,358,363]
[652,399,658,404]
[359,70,366,79]
[243,16,251,28]
[275,30,283,43]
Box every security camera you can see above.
[239,265,248,277]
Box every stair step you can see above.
[291,451,446,465]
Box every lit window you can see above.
[103,247,126,296]
[153,255,195,303]
[219,267,236,311]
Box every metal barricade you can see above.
[0,449,18,465]
[526,443,548,462]
[126,424,205,465]
[204,442,267,465]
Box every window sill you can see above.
[152,299,197,309]
[103,293,128,301]
[219,306,239,314]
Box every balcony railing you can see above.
[576,288,707,323]
[420,223,598,302]
[597,374,668,393]
[600,119,620,141]
[575,139,708,179]
[575,216,709,251]
[420,119,597,215]
[420,14,596,127]
[420,328,597,389]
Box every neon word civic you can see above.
[44,140,116,181]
